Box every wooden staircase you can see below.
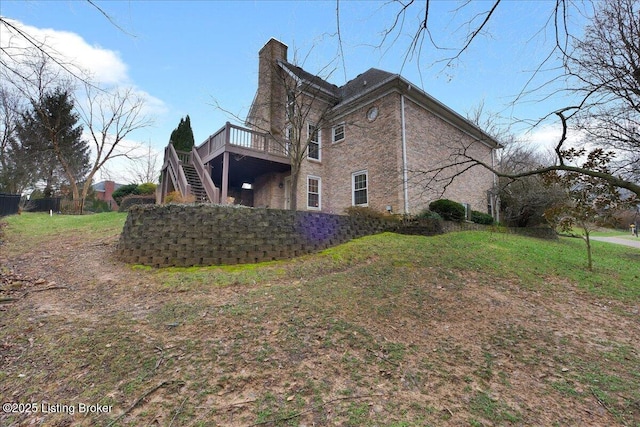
[162,144,220,204]
[181,163,209,202]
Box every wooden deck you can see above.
[196,122,289,165]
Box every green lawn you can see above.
[1,212,639,426]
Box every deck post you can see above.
[221,151,229,204]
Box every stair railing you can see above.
[166,143,192,198]
[190,147,220,204]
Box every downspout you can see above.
[401,95,410,214]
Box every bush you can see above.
[87,199,112,213]
[471,210,494,225]
[344,206,388,220]
[164,191,196,204]
[416,209,442,220]
[112,184,140,205]
[118,195,156,212]
[137,182,157,195]
[429,199,466,222]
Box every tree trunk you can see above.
[289,166,299,211]
[583,232,593,271]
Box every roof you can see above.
[338,68,397,100]
[92,181,125,192]
[279,61,339,98]
[280,63,499,148]
[279,62,397,103]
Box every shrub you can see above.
[416,209,442,220]
[118,195,156,212]
[429,199,466,222]
[137,182,157,195]
[87,199,112,213]
[112,184,140,205]
[164,191,196,204]
[471,210,494,225]
[344,206,387,220]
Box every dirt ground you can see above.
[1,230,639,426]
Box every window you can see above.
[286,90,295,120]
[285,126,292,155]
[308,123,321,161]
[307,176,321,210]
[332,123,345,143]
[462,203,471,220]
[352,171,368,206]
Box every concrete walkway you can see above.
[591,236,640,249]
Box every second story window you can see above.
[286,90,295,121]
[308,123,321,161]
[284,126,293,155]
[332,123,345,143]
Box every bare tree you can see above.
[75,84,153,212]
[1,2,129,87]
[543,148,630,270]
[1,55,93,202]
[217,49,337,210]
[497,144,565,227]
[566,0,640,183]
[417,108,640,198]
[364,1,640,201]
[126,141,160,184]
[0,85,33,193]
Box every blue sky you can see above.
[1,0,591,182]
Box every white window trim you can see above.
[284,126,292,156]
[352,170,369,207]
[307,175,322,210]
[286,90,295,121]
[332,123,345,143]
[307,123,321,162]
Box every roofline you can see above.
[277,61,339,101]
[331,74,500,149]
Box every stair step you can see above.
[180,162,210,202]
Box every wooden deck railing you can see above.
[165,143,191,197]
[190,147,220,203]
[196,122,288,161]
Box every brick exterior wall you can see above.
[245,38,497,217]
[118,204,389,267]
[311,94,405,215]
[253,171,288,209]
[402,97,496,214]
[292,91,495,216]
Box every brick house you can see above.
[160,38,500,217]
[92,180,123,210]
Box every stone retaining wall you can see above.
[118,204,389,267]
[118,204,556,268]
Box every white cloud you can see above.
[519,123,585,154]
[1,18,167,184]
[1,18,128,86]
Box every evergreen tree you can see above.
[15,88,90,199]
[169,115,195,152]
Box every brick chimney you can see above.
[255,38,288,136]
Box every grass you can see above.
[1,212,639,426]
[1,211,127,254]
